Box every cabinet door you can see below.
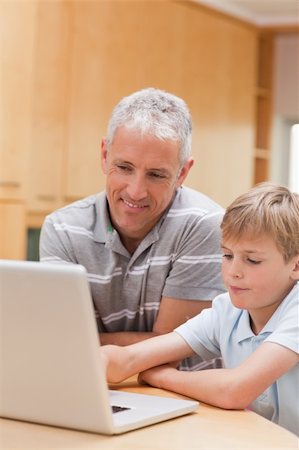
[0,202,26,260]
[0,2,36,201]
[64,1,182,201]
[26,2,71,214]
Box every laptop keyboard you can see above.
[112,405,131,414]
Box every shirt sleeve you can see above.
[265,285,299,354]
[39,215,77,264]
[174,295,227,358]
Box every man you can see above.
[40,87,225,369]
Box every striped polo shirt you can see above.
[40,186,225,364]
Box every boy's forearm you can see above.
[129,332,193,373]
[103,332,193,383]
[141,366,246,410]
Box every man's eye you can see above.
[149,172,165,179]
[117,165,132,172]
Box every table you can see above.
[0,377,298,449]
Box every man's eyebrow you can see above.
[113,159,133,164]
[148,168,171,174]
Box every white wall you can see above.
[270,33,299,185]
[274,34,299,120]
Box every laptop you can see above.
[0,259,198,434]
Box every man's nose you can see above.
[126,174,148,201]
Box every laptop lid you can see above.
[0,260,198,434]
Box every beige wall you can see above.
[1,0,258,258]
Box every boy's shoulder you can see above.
[275,282,299,319]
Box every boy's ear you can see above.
[291,255,299,281]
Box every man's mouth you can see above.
[123,199,147,209]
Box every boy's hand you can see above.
[100,345,130,383]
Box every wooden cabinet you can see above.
[254,32,274,184]
[0,202,26,260]
[0,1,36,202]
[0,2,37,258]
[53,1,258,207]
[2,1,262,257]
[25,2,71,219]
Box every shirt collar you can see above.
[236,283,298,343]
[235,310,254,342]
[92,189,179,247]
[93,192,112,244]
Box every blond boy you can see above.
[102,183,299,435]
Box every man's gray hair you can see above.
[106,87,192,166]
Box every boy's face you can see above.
[221,233,299,319]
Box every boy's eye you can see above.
[247,258,261,265]
[222,253,233,260]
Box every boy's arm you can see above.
[139,342,299,410]
[101,332,194,383]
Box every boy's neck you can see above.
[248,282,296,335]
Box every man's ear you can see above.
[291,255,299,281]
[101,138,108,174]
[176,157,194,188]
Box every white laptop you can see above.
[0,259,198,434]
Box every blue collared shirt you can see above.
[175,283,299,435]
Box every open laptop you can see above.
[0,259,198,434]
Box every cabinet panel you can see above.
[64,1,183,200]
[64,1,257,206]
[0,202,26,260]
[26,2,71,213]
[2,0,260,219]
[0,2,36,200]
[254,32,274,184]
[178,5,257,205]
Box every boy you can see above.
[101,183,299,435]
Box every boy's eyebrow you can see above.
[221,244,231,250]
[221,244,266,254]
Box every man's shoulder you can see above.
[45,192,104,223]
[166,186,224,226]
[173,186,224,215]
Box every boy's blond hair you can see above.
[221,182,299,262]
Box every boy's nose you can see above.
[229,260,243,279]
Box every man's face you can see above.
[101,127,193,251]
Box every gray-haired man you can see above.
[40,88,225,369]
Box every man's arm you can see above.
[99,296,211,345]
[153,296,211,334]
[139,342,299,410]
